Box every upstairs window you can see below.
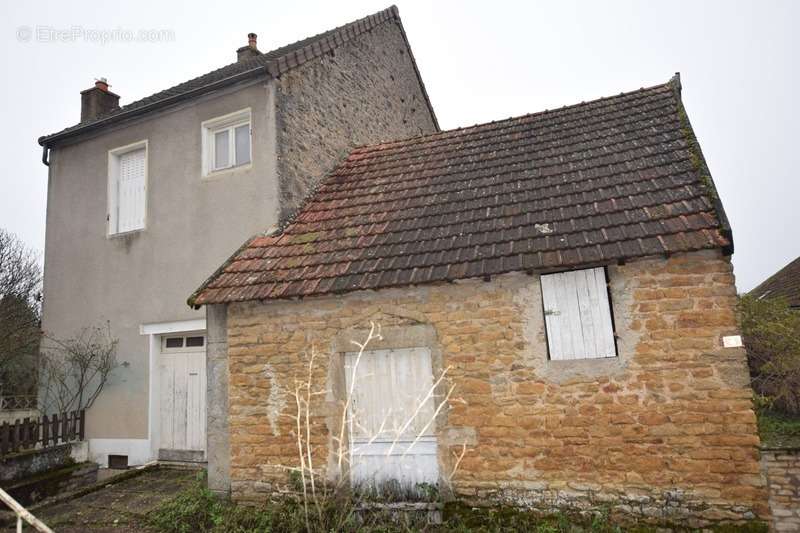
[108,140,147,235]
[202,109,251,176]
[540,267,617,360]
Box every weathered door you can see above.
[159,335,206,462]
[344,347,439,490]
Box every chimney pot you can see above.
[237,32,261,62]
[80,77,120,122]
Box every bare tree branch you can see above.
[0,228,42,399]
[39,322,118,414]
[287,322,470,531]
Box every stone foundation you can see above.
[219,249,770,526]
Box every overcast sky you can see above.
[1,0,797,291]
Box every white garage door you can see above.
[159,334,206,460]
[344,347,439,490]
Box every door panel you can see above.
[159,342,206,459]
[344,347,439,489]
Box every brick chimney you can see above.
[80,78,120,122]
[237,33,261,62]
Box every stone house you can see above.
[189,73,770,524]
[37,6,437,466]
[36,3,772,527]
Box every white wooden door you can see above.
[344,347,439,490]
[159,336,206,457]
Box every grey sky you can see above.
[1,0,797,291]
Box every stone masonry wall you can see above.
[761,448,800,531]
[275,19,437,220]
[224,249,769,526]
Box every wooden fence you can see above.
[0,410,85,456]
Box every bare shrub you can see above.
[286,322,468,531]
[39,322,119,413]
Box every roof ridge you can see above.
[338,99,679,175]
[40,5,407,146]
[348,78,676,156]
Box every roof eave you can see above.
[39,65,270,148]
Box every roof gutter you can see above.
[38,65,270,153]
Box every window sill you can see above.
[201,162,252,181]
[538,354,626,384]
[547,355,618,363]
[107,228,145,239]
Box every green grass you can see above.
[757,408,800,448]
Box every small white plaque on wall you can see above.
[722,335,743,348]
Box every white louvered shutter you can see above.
[117,148,146,232]
[541,267,616,360]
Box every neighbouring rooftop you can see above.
[750,256,800,308]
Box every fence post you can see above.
[0,421,8,455]
[33,417,41,449]
[60,413,67,445]
[22,417,31,448]
[51,414,59,446]
[41,415,49,448]
[78,410,85,441]
[11,419,20,453]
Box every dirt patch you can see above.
[28,467,198,532]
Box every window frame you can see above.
[540,266,618,361]
[201,108,252,177]
[160,334,206,353]
[107,139,148,237]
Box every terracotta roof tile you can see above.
[190,75,732,305]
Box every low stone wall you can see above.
[761,448,800,531]
[3,461,98,507]
[1,441,88,483]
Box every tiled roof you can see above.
[750,256,800,308]
[189,75,732,306]
[39,5,436,146]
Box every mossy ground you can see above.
[147,477,768,533]
[758,408,800,448]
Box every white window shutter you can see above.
[117,147,146,232]
[541,267,616,360]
